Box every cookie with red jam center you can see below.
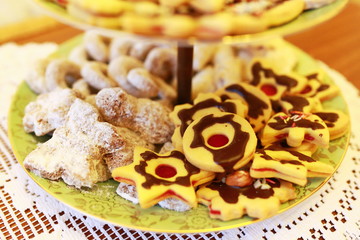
[112,147,214,208]
[182,112,257,173]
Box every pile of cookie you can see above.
[22,31,349,221]
[49,0,336,40]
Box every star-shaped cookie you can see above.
[112,147,214,208]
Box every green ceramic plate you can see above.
[8,36,350,233]
[30,0,348,44]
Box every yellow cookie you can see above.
[261,111,330,148]
[279,95,322,114]
[313,109,350,140]
[112,147,214,208]
[170,93,248,150]
[182,112,257,173]
[298,71,340,102]
[216,82,272,133]
[250,149,334,186]
[197,178,296,221]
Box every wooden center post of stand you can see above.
[177,44,194,104]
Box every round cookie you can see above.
[170,93,248,150]
[182,112,257,173]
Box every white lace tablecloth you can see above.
[1,43,360,240]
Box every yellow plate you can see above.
[30,0,348,44]
[8,36,350,233]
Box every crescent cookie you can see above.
[112,147,215,209]
[216,82,272,133]
[250,149,335,186]
[260,111,330,148]
[182,112,257,173]
[197,178,296,221]
[170,93,248,150]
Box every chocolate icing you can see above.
[225,83,269,119]
[313,112,339,128]
[207,178,280,203]
[250,61,298,90]
[257,148,316,163]
[190,114,250,173]
[178,98,237,136]
[268,113,325,131]
[136,150,200,189]
[280,95,310,112]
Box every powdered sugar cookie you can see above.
[109,37,134,61]
[81,61,118,90]
[23,88,83,136]
[96,87,174,144]
[83,31,111,62]
[24,99,134,188]
[144,47,177,83]
[25,58,51,94]
[45,59,81,91]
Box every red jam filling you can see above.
[207,134,229,148]
[300,85,312,94]
[276,133,289,139]
[261,84,277,96]
[304,134,315,141]
[155,164,177,178]
[209,205,221,215]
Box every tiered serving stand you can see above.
[8,0,350,233]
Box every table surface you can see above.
[1,2,360,240]
[3,1,360,90]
